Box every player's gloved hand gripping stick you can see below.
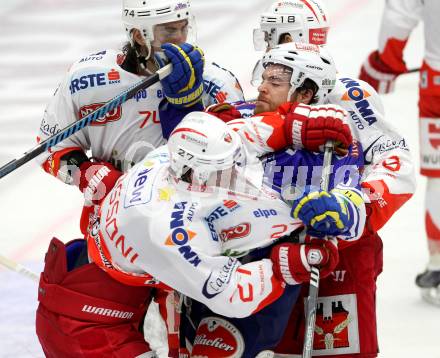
[302,140,334,358]
[0,65,172,180]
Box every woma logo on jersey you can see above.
[340,78,377,126]
[79,103,122,125]
[165,202,201,267]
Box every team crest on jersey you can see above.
[308,294,360,355]
[79,102,122,126]
[191,317,244,358]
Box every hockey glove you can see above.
[205,102,243,123]
[77,161,123,206]
[160,43,205,108]
[291,187,364,238]
[285,103,352,155]
[270,238,339,284]
[359,48,407,94]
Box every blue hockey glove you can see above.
[160,43,205,108]
[291,187,364,238]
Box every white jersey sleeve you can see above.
[378,0,422,50]
[379,0,440,70]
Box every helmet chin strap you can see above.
[129,32,154,74]
[287,85,296,103]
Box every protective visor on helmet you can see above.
[122,0,197,58]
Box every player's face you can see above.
[152,19,189,50]
[255,64,292,114]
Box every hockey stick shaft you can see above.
[0,254,39,282]
[0,64,172,180]
[406,67,420,74]
[302,140,334,358]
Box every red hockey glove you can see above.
[270,238,339,284]
[78,162,123,205]
[285,103,352,155]
[205,103,243,123]
[359,50,407,94]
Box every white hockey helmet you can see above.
[168,112,243,184]
[122,0,196,57]
[254,0,329,50]
[253,42,336,103]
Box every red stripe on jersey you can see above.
[362,180,412,231]
[426,212,440,241]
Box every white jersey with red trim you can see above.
[223,77,416,231]
[327,76,415,231]
[379,0,440,71]
[95,146,297,318]
[36,49,244,175]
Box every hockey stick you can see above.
[302,140,334,358]
[406,67,420,74]
[0,254,39,282]
[0,64,172,180]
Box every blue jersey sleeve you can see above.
[159,99,204,139]
[263,141,364,200]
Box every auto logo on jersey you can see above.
[79,50,107,63]
[165,202,201,267]
[70,69,121,94]
[79,102,122,126]
[340,78,377,127]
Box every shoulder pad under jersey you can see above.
[202,62,245,106]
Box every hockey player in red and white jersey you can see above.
[359,0,440,306]
[35,1,244,357]
[197,1,416,356]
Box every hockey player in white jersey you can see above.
[36,0,244,234]
[359,0,440,306]
[196,1,416,356]
[35,1,244,356]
